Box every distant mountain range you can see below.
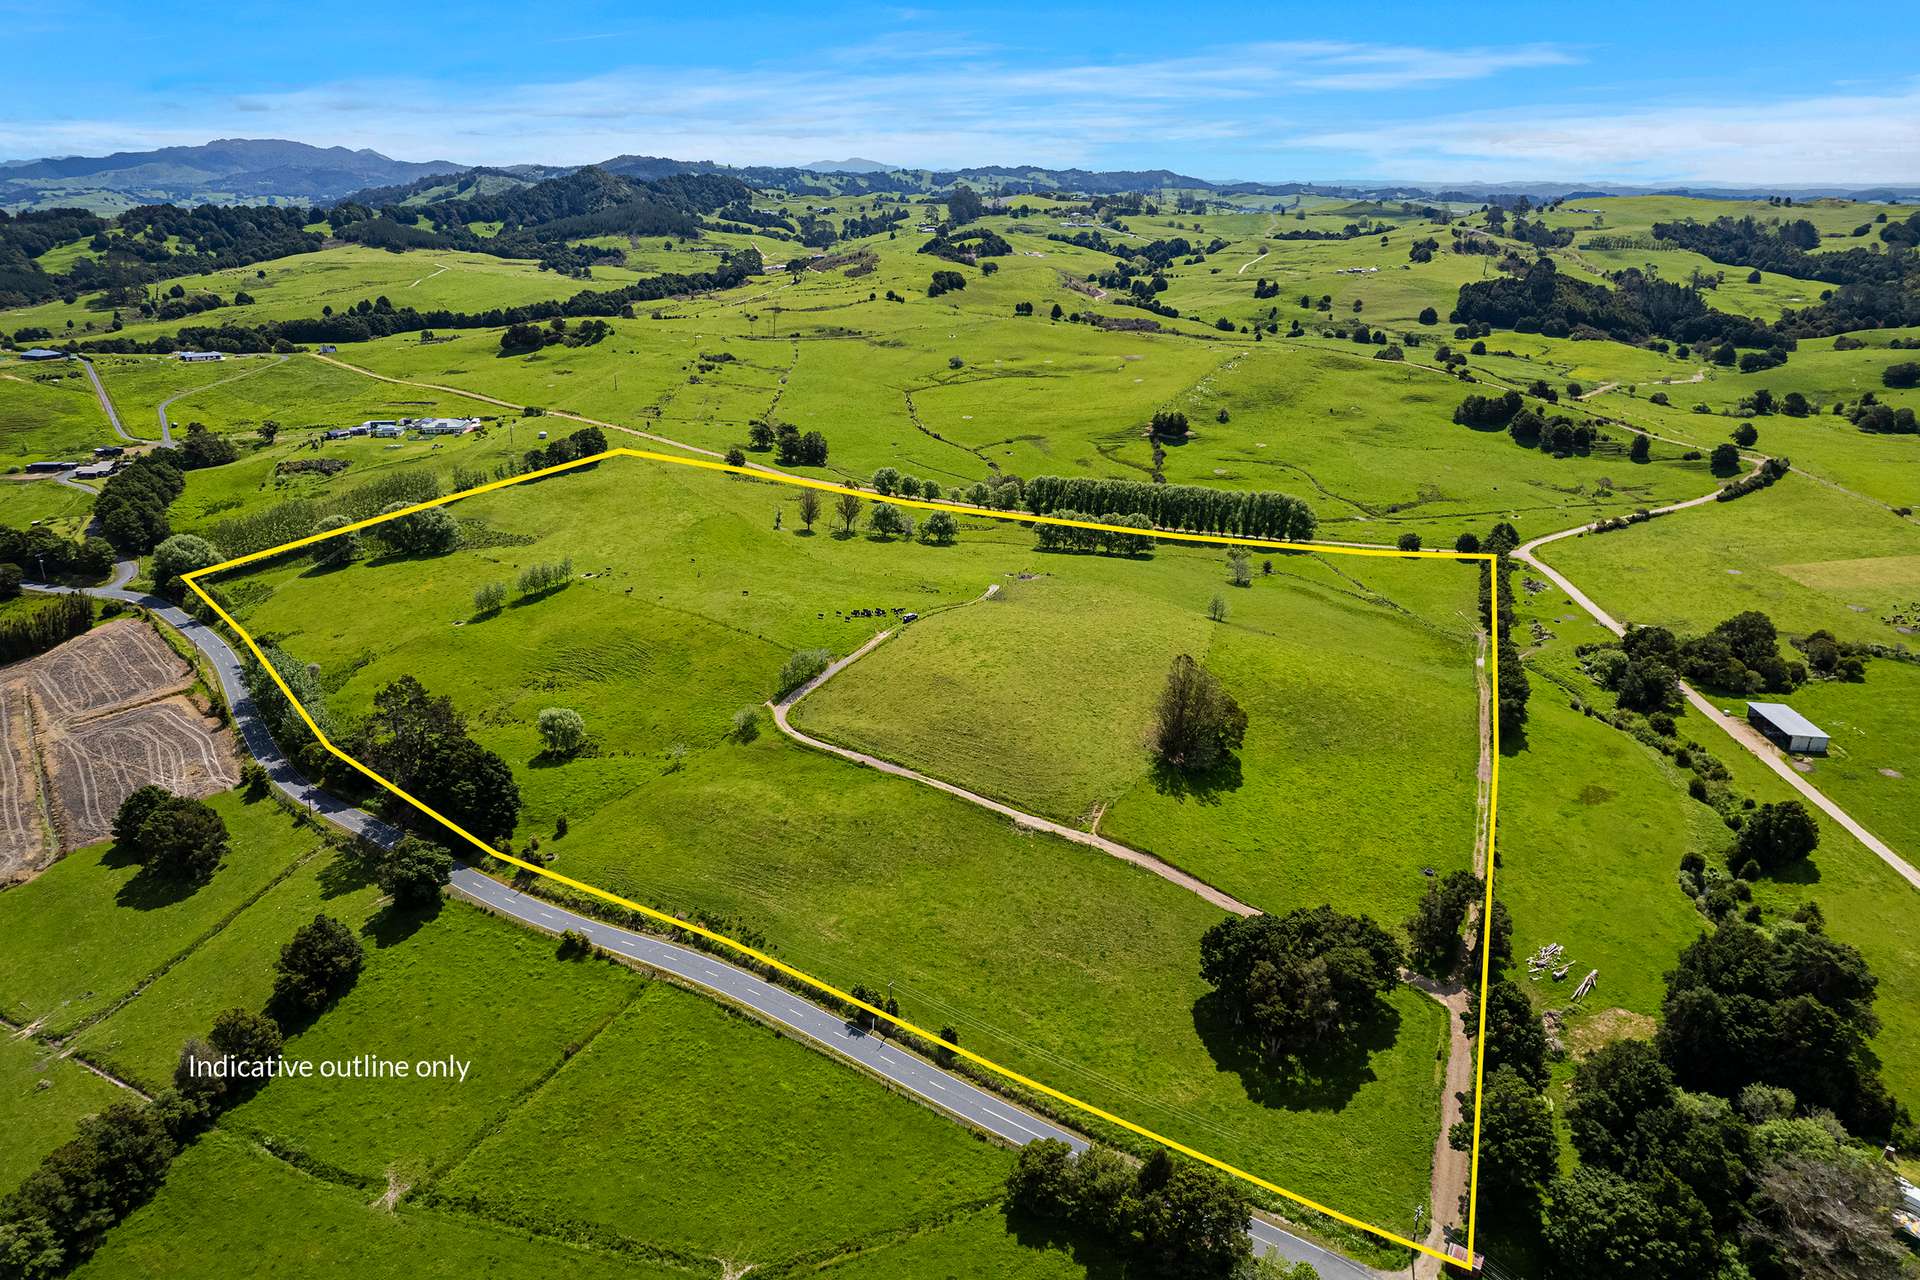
[0,139,463,212]
[803,158,899,173]
[3,138,1915,213]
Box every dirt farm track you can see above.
[0,617,237,879]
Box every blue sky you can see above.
[4,0,1917,184]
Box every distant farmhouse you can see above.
[19,348,68,361]
[1746,702,1829,755]
[175,351,222,362]
[321,417,478,442]
[414,417,479,436]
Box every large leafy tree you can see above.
[357,676,520,843]
[1465,975,1550,1091]
[1404,870,1483,976]
[1151,655,1247,772]
[1200,906,1402,1057]
[1450,1065,1555,1207]
[1543,1168,1727,1280]
[1656,922,1899,1138]
[272,913,364,1016]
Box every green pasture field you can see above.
[226,902,645,1186]
[0,359,114,463]
[0,1032,129,1191]
[314,304,1733,551]
[0,474,95,535]
[1531,194,1911,241]
[801,1206,1096,1279]
[116,350,487,439]
[1536,472,1920,647]
[171,428,531,540]
[1754,662,1920,857]
[0,790,325,1036]
[1,245,664,346]
[1145,341,1713,543]
[90,352,292,439]
[214,457,1453,1233]
[433,980,1012,1268]
[794,549,1481,921]
[1569,244,1825,319]
[66,839,389,1088]
[70,1131,688,1280]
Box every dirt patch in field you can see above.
[1564,1006,1658,1058]
[0,619,238,879]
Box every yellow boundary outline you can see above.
[183,447,1502,1267]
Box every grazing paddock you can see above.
[0,1031,130,1192]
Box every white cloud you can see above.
[0,37,1583,171]
[1286,88,1920,184]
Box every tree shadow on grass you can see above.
[1190,989,1397,1113]
[1002,1208,1132,1280]
[313,842,380,901]
[113,857,209,910]
[1146,753,1243,804]
[1763,855,1822,887]
[361,895,440,949]
[507,583,570,609]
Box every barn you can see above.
[1746,702,1829,755]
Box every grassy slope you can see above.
[70,1131,686,1280]
[0,1033,129,1190]
[0,359,113,463]
[2,245,660,347]
[219,460,1450,1233]
[223,904,644,1186]
[433,982,1012,1268]
[0,791,324,1035]
[795,550,1481,923]
[1537,473,1920,646]
[67,839,389,1088]
[1504,559,1920,1114]
[0,475,95,537]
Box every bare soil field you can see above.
[0,684,45,874]
[22,621,190,720]
[0,619,238,878]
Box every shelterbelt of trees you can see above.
[1021,475,1318,541]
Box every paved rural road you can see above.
[76,358,146,445]
[1516,515,1920,892]
[768,607,1261,918]
[20,577,1381,1279]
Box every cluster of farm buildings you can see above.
[323,417,481,441]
